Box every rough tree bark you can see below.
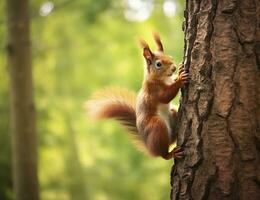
[6,0,39,199]
[171,0,260,199]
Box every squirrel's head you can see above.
[140,33,177,81]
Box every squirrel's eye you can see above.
[155,60,162,69]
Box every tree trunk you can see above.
[65,116,88,200]
[171,0,260,199]
[6,0,39,199]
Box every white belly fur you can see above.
[157,103,171,138]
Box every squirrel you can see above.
[86,33,188,160]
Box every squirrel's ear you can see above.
[143,47,153,61]
[139,39,153,63]
[153,32,164,52]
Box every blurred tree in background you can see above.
[6,0,39,199]
[0,0,184,199]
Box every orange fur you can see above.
[85,34,188,160]
[153,32,164,52]
[85,87,149,154]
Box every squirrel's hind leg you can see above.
[168,107,184,159]
[145,117,174,160]
[169,106,178,144]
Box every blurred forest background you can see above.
[0,0,185,199]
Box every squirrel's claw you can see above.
[173,146,182,152]
[172,146,184,159]
[178,63,185,75]
[178,63,189,84]
[178,71,189,85]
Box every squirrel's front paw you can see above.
[177,64,188,84]
[178,63,184,75]
[178,71,189,85]
[172,146,184,159]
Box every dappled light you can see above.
[39,1,54,17]
[0,0,184,199]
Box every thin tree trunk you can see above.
[6,0,39,199]
[171,0,260,199]
[65,116,88,200]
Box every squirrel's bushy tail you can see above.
[85,87,147,154]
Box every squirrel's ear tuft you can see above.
[139,38,148,49]
[153,32,164,52]
[139,38,153,62]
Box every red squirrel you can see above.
[86,33,188,160]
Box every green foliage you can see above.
[0,0,184,199]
